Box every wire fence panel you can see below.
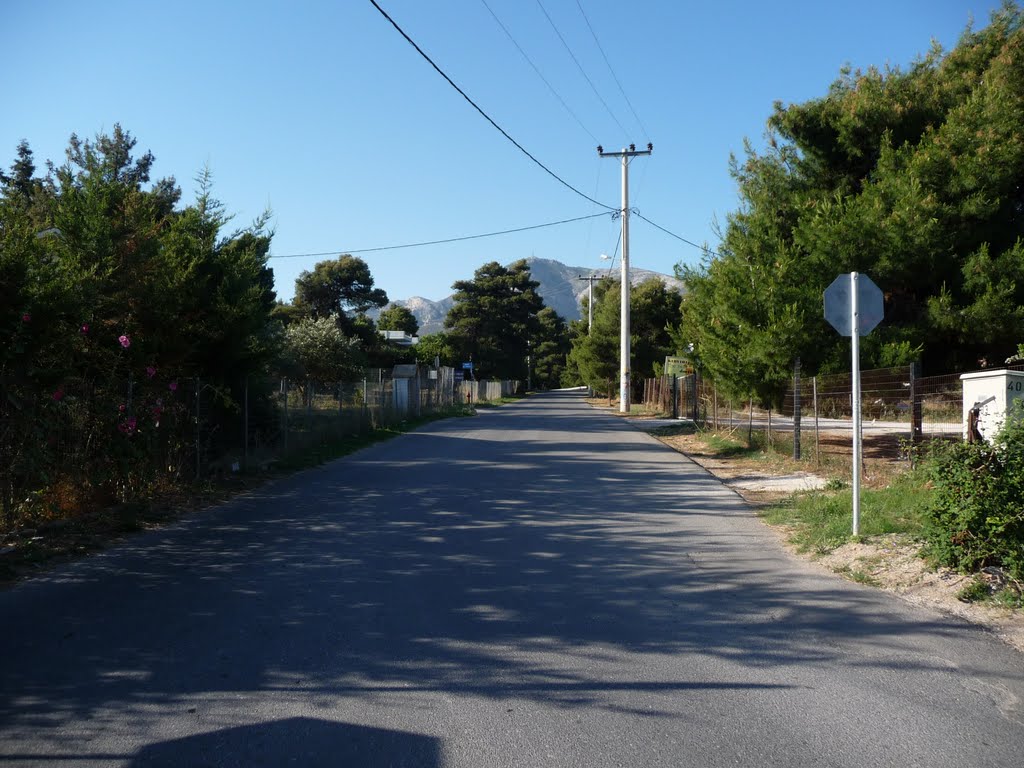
[3,365,517,530]
[641,361,1024,465]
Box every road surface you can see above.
[1,390,1022,766]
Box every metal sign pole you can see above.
[851,272,862,537]
[825,270,883,538]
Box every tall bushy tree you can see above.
[377,304,419,335]
[415,332,456,368]
[531,307,570,389]
[293,255,388,333]
[1,126,279,520]
[681,3,1024,396]
[281,316,364,381]
[569,277,683,395]
[445,259,543,380]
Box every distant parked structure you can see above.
[380,330,418,347]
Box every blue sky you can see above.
[1,0,1007,304]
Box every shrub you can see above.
[923,404,1024,580]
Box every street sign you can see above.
[824,273,884,336]
[462,362,474,370]
[664,356,689,377]
[823,272,885,537]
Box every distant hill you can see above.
[374,257,684,336]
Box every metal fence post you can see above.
[813,375,820,467]
[691,373,699,422]
[195,378,201,479]
[909,361,922,446]
[283,378,289,456]
[243,376,249,471]
[793,358,802,460]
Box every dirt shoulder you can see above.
[608,408,1024,653]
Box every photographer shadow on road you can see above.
[129,717,440,768]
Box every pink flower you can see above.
[168,381,178,392]
[52,389,64,401]
[22,313,30,323]
[118,403,127,413]
[146,365,157,379]
[80,323,89,334]
[117,417,137,436]
[118,334,131,349]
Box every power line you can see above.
[366,3,718,263]
[579,161,603,263]
[633,210,720,256]
[534,0,631,141]
[368,0,616,212]
[479,0,598,144]
[605,226,622,275]
[574,0,649,140]
[267,212,612,261]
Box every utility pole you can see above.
[577,274,599,333]
[598,143,652,413]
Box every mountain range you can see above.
[375,257,684,336]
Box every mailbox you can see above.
[960,368,1024,442]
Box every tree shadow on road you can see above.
[0,391,1018,763]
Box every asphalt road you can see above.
[1,390,1022,767]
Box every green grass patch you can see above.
[701,431,760,458]
[468,397,520,409]
[649,423,697,437]
[834,565,880,586]
[956,577,990,603]
[760,468,933,554]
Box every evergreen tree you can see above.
[568,277,682,395]
[531,307,570,389]
[445,259,543,380]
[0,126,281,520]
[293,254,389,337]
[377,304,420,335]
[415,332,456,367]
[681,2,1024,396]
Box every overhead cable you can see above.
[267,212,612,261]
[632,210,720,256]
[479,0,599,144]
[368,0,616,212]
[574,0,650,140]
[534,0,631,140]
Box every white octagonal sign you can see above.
[824,273,884,337]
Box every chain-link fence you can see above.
[640,362,1024,461]
[2,365,518,529]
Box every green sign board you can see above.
[664,356,689,377]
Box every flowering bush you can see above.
[2,126,280,526]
